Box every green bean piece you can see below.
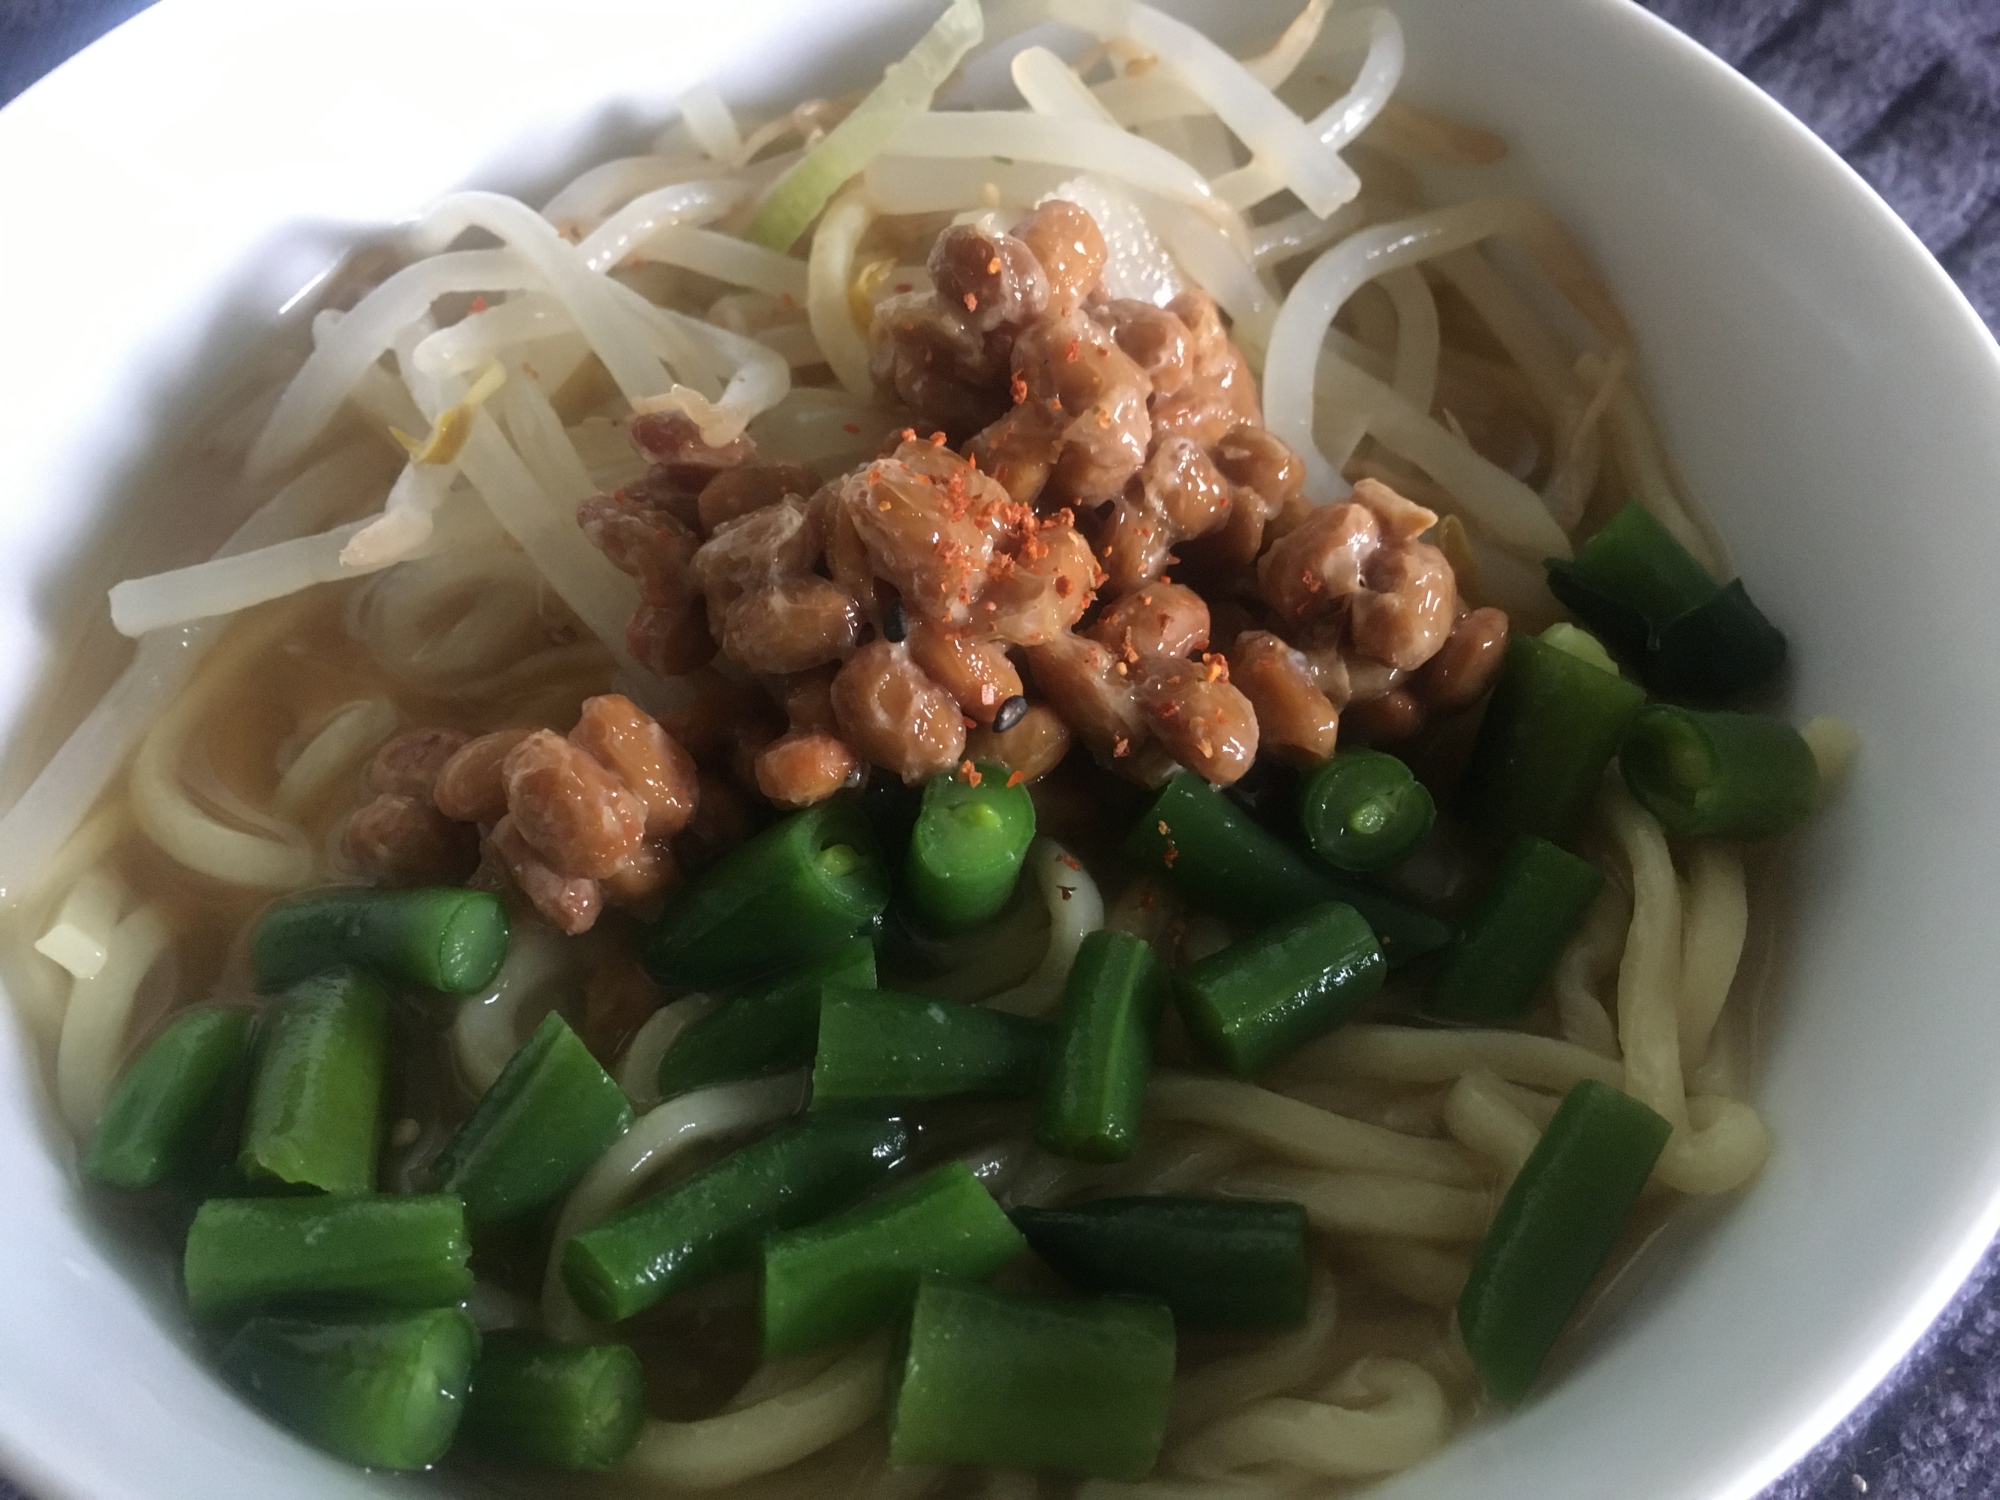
[1644,580,1792,700]
[903,760,1037,931]
[251,886,509,995]
[1176,902,1385,1077]
[1127,773,1452,966]
[760,1161,1025,1356]
[1299,750,1436,873]
[810,985,1052,1107]
[84,1007,253,1188]
[1458,1079,1672,1403]
[438,1014,624,1203]
[1127,771,1340,922]
[1426,836,1605,1024]
[1544,501,1787,698]
[643,801,891,989]
[1460,630,1647,847]
[889,1278,1175,1479]
[656,937,877,1099]
[1552,503,1719,630]
[183,1194,473,1320]
[238,968,388,1195]
[220,1308,478,1470]
[460,1332,646,1471]
[1013,1196,1309,1328]
[428,1012,631,1227]
[1620,706,1820,840]
[1036,930,1169,1162]
[562,1111,911,1323]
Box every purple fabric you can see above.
[3,3,1999,1499]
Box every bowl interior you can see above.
[4,2,2000,1498]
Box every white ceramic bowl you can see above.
[4,1,1998,1497]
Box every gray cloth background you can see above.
[2,1,1998,1497]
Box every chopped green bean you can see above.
[1299,750,1436,873]
[1128,773,1453,966]
[1127,772,1339,922]
[889,1278,1175,1479]
[643,801,890,989]
[1544,502,1786,698]
[220,1308,477,1469]
[1620,706,1819,839]
[1426,836,1605,1023]
[1177,902,1385,1077]
[1036,930,1169,1162]
[84,1007,253,1188]
[760,1161,1024,1356]
[562,1111,910,1323]
[460,1332,646,1471]
[905,760,1036,931]
[251,886,508,994]
[238,968,388,1195]
[1014,1196,1309,1328]
[810,985,1051,1107]
[183,1194,472,1319]
[1461,630,1647,846]
[430,1012,632,1227]
[656,937,877,1099]
[1458,1079,1672,1402]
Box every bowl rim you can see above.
[1507,7,2000,1498]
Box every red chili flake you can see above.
[900,428,918,443]
[1112,735,1130,758]
[894,281,913,293]
[1064,340,1080,363]
[930,428,947,447]
[1055,575,1073,598]
[781,292,795,306]
[958,760,982,786]
[469,295,490,313]
[1010,372,1028,406]
[1096,346,1109,357]
[843,422,861,435]
[1162,845,1180,868]
[1058,886,1075,901]
[963,292,979,312]
[1006,770,1026,788]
